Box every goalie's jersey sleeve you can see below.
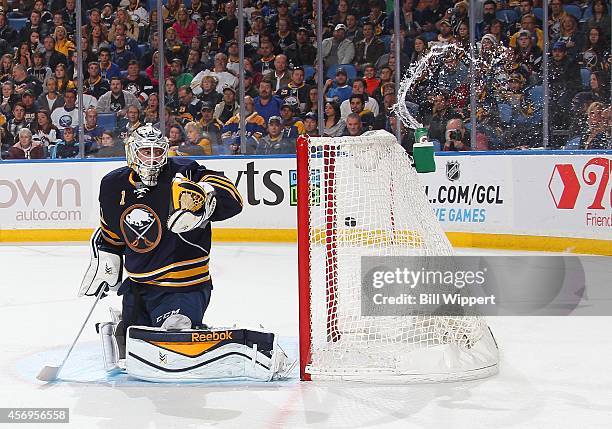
[98,157,242,291]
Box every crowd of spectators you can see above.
[0,0,609,159]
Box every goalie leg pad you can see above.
[125,327,294,382]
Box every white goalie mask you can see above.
[126,125,169,187]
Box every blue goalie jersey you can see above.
[98,157,243,292]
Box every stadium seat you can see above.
[138,44,147,56]
[498,103,513,125]
[380,34,392,52]
[326,64,357,81]
[496,10,518,24]
[564,5,582,20]
[581,7,593,21]
[533,7,543,21]
[303,65,315,81]
[528,85,544,106]
[580,68,591,89]
[8,18,28,32]
[564,136,581,150]
[97,112,117,131]
[422,31,438,42]
[120,70,128,78]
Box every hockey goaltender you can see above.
[78,124,293,382]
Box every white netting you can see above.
[303,131,499,382]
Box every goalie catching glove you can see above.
[167,173,216,233]
[79,228,123,297]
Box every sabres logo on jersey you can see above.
[120,204,162,253]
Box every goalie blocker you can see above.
[124,326,293,382]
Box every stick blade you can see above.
[37,366,60,382]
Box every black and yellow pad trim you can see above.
[128,327,275,359]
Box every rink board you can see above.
[0,151,610,255]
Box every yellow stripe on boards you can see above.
[0,228,610,256]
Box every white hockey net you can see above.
[300,131,499,382]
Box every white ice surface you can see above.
[0,243,611,429]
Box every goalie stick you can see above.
[37,283,108,382]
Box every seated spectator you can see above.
[31,110,59,151]
[96,77,141,119]
[243,70,259,98]
[340,78,380,119]
[374,89,397,130]
[217,0,239,45]
[549,41,581,130]
[54,126,80,158]
[269,54,291,93]
[28,52,52,86]
[172,6,198,45]
[84,62,111,100]
[348,94,375,132]
[116,105,142,141]
[548,0,568,40]
[83,107,104,152]
[167,123,185,150]
[375,39,410,74]
[6,102,29,142]
[98,47,121,81]
[143,92,160,124]
[437,54,468,93]
[164,27,186,61]
[284,27,317,67]
[365,0,387,36]
[169,58,193,89]
[109,8,140,43]
[571,71,610,135]
[94,130,125,158]
[0,81,17,117]
[52,63,74,95]
[197,75,221,106]
[0,13,18,48]
[277,66,310,113]
[146,49,170,88]
[222,96,266,154]
[579,26,610,73]
[509,14,543,51]
[586,0,610,40]
[0,54,14,82]
[444,118,488,151]
[53,26,75,58]
[21,89,38,125]
[420,89,457,146]
[184,121,213,155]
[13,64,43,97]
[51,88,78,130]
[254,79,284,123]
[354,22,386,72]
[476,0,498,40]
[42,35,66,71]
[164,77,180,113]
[186,48,206,76]
[254,39,276,76]
[6,128,45,159]
[214,85,240,124]
[303,111,319,136]
[125,0,149,29]
[38,76,63,112]
[304,86,319,116]
[343,113,363,136]
[580,101,610,149]
[198,102,223,152]
[122,60,153,103]
[322,24,355,68]
[512,30,543,85]
[111,35,137,70]
[271,16,295,53]
[436,19,455,45]
[553,15,583,60]
[325,67,352,104]
[191,53,237,95]
[177,85,202,124]
[29,31,44,55]
[15,42,33,69]
[256,115,294,154]
[363,64,381,98]
[89,24,110,56]
[345,14,360,42]
[279,100,305,138]
[323,101,346,137]
[372,73,394,105]
[410,36,428,65]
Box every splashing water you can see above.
[393,42,514,130]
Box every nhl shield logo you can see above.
[446,161,460,182]
[120,204,162,253]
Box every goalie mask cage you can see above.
[296,131,499,383]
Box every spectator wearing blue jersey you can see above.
[111,35,137,70]
[325,67,352,104]
[98,47,121,81]
[254,79,284,123]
